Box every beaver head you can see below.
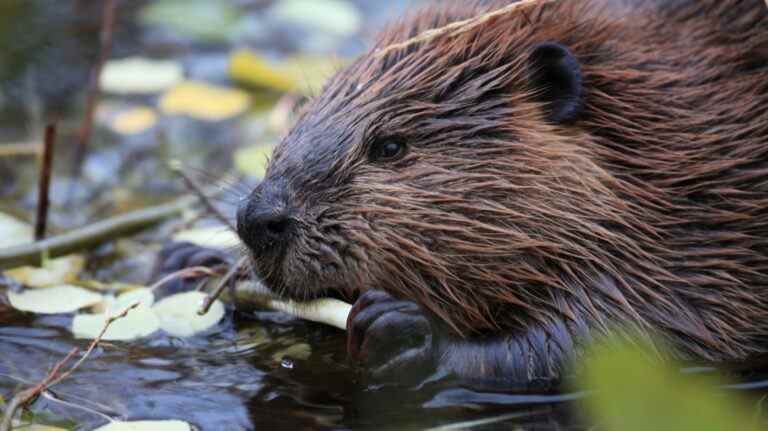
[236,0,768,353]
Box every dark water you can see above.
[0,304,580,430]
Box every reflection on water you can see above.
[0,306,582,430]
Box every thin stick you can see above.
[34,124,56,241]
[0,195,196,270]
[0,303,138,431]
[234,281,352,331]
[374,0,555,58]
[198,256,247,315]
[52,303,139,387]
[169,160,235,231]
[0,142,42,158]
[70,0,117,180]
[149,266,222,291]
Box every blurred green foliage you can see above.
[575,337,762,431]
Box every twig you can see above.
[0,142,42,158]
[69,0,117,184]
[149,265,222,291]
[34,124,57,241]
[0,195,197,270]
[198,256,247,315]
[0,303,138,431]
[374,0,555,58]
[0,348,78,431]
[168,160,235,231]
[234,281,352,330]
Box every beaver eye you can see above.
[370,139,407,163]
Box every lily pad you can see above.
[8,285,103,314]
[159,81,251,121]
[233,143,274,178]
[172,227,240,249]
[0,212,32,248]
[100,57,183,95]
[152,291,225,337]
[94,420,191,431]
[4,255,85,288]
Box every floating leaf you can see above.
[94,420,191,431]
[140,0,239,43]
[159,81,250,121]
[0,212,32,248]
[233,143,274,178]
[100,57,183,95]
[575,337,760,431]
[270,0,361,37]
[8,285,103,314]
[229,50,340,94]
[5,255,85,288]
[72,289,159,341]
[172,226,240,249]
[110,107,158,135]
[72,307,160,341]
[111,287,155,311]
[153,291,225,337]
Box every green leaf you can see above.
[140,0,240,43]
[574,337,760,431]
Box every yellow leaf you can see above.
[233,143,274,178]
[5,255,85,288]
[159,81,251,121]
[110,107,158,135]
[229,49,341,95]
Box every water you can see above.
[0,305,579,430]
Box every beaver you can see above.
[230,0,768,385]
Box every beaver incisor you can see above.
[236,0,768,384]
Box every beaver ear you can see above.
[527,42,583,124]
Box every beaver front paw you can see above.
[347,290,436,382]
[153,241,232,292]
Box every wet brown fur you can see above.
[251,0,768,364]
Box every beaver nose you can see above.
[236,183,293,254]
